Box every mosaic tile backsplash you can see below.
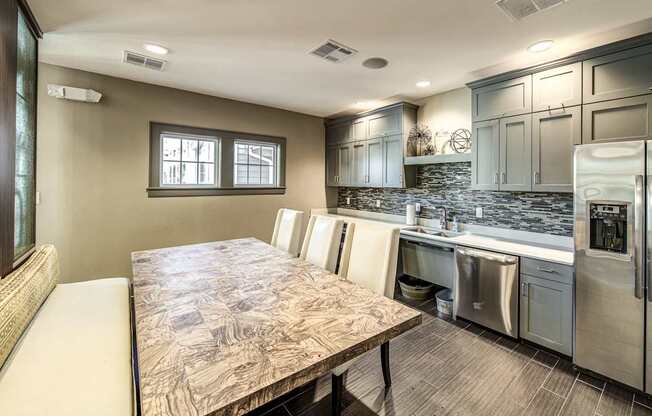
[337,162,574,237]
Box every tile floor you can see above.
[247,296,652,416]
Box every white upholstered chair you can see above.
[299,215,344,273]
[330,221,402,415]
[270,208,304,256]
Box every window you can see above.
[148,122,286,197]
[234,141,278,186]
[0,2,41,278]
[160,135,218,186]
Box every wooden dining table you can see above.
[131,238,422,416]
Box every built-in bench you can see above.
[0,245,134,415]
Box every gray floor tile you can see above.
[532,350,559,368]
[524,388,564,416]
[559,380,602,416]
[544,359,577,398]
[504,361,553,406]
[596,383,634,416]
[578,372,606,389]
[633,403,652,416]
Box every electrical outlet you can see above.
[376,200,381,208]
[475,207,483,218]
[415,203,421,213]
[346,197,351,205]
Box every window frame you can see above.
[148,122,286,197]
[159,133,220,188]
[233,139,280,188]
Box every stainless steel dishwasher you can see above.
[454,246,519,338]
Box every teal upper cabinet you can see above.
[326,121,352,144]
[351,118,368,141]
[368,109,401,138]
[499,114,532,192]
[532,63,582,112]
[582,95,652,144]
[471,120,500,191]
[583,44,652,104]
[324,102,417,188]
[472,75,532,122]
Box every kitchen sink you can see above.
[402,226,460,238]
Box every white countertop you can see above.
[313,208,574,266]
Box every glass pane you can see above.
[234,164,248,185]
[181,162,198,184]
[14,94,36,258]
[162,137,181,160]
[260,166,274,185]
[16,11,36,104]
[198,140,214,162]
[261,145,275,165]
[162,161,181,185]
[236,144,248,163]
[182,140,198,161]
[248,165,261,185]
[198,163,214,185]
[248,145,261,165]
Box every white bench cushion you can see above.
[0,277,133,416]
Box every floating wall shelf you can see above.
[404,153,472,165]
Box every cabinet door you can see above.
[583,43,652,104]
[520,274,573,356]
[500,114,532,191]
[326,121,352,144]
[382,135,403,188]
[532,107,580,193]
[472,75,532,122]
[582,95,652,144]
[367,138,383,187]
[350,141,368,186]
[368,109,401,138]
[471,120,500,190]
[326,145,339,186]
[352,118,368,141]
[337,143,352,186]
[532,62,582,112]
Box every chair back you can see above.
[338,221,400,298]
[271,209,304,256]
[299,215,344,273]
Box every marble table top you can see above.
[131,238,422,416]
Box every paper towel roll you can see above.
[406,204,417,225]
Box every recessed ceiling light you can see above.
[527,40,554,53]
[416,81,431,88]
[362,57,389,69]
[144,44,169,55]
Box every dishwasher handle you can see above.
[456,247,518,265]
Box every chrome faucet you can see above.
[440,208,448,230]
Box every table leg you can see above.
[381,341,391,388]
[331,373,343,416]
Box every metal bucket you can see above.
[435,288,453,317]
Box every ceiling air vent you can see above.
[123,51,166,71]
[496,0,567,21]
[310,40,357,63]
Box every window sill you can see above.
[146,187,286,198]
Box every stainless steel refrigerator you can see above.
[574,140,650,391]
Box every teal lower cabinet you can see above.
[520,274,573,356]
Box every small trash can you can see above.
[398,275,434,300]
[435,289,453,317]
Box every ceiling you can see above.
[30,0,652,117]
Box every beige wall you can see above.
[37,63,333,283]
[416,87,471,154]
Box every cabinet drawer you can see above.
[583,43,652,104]
[472,75,532,122]
[522,258,573,284]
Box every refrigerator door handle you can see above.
[635,174,644,300]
